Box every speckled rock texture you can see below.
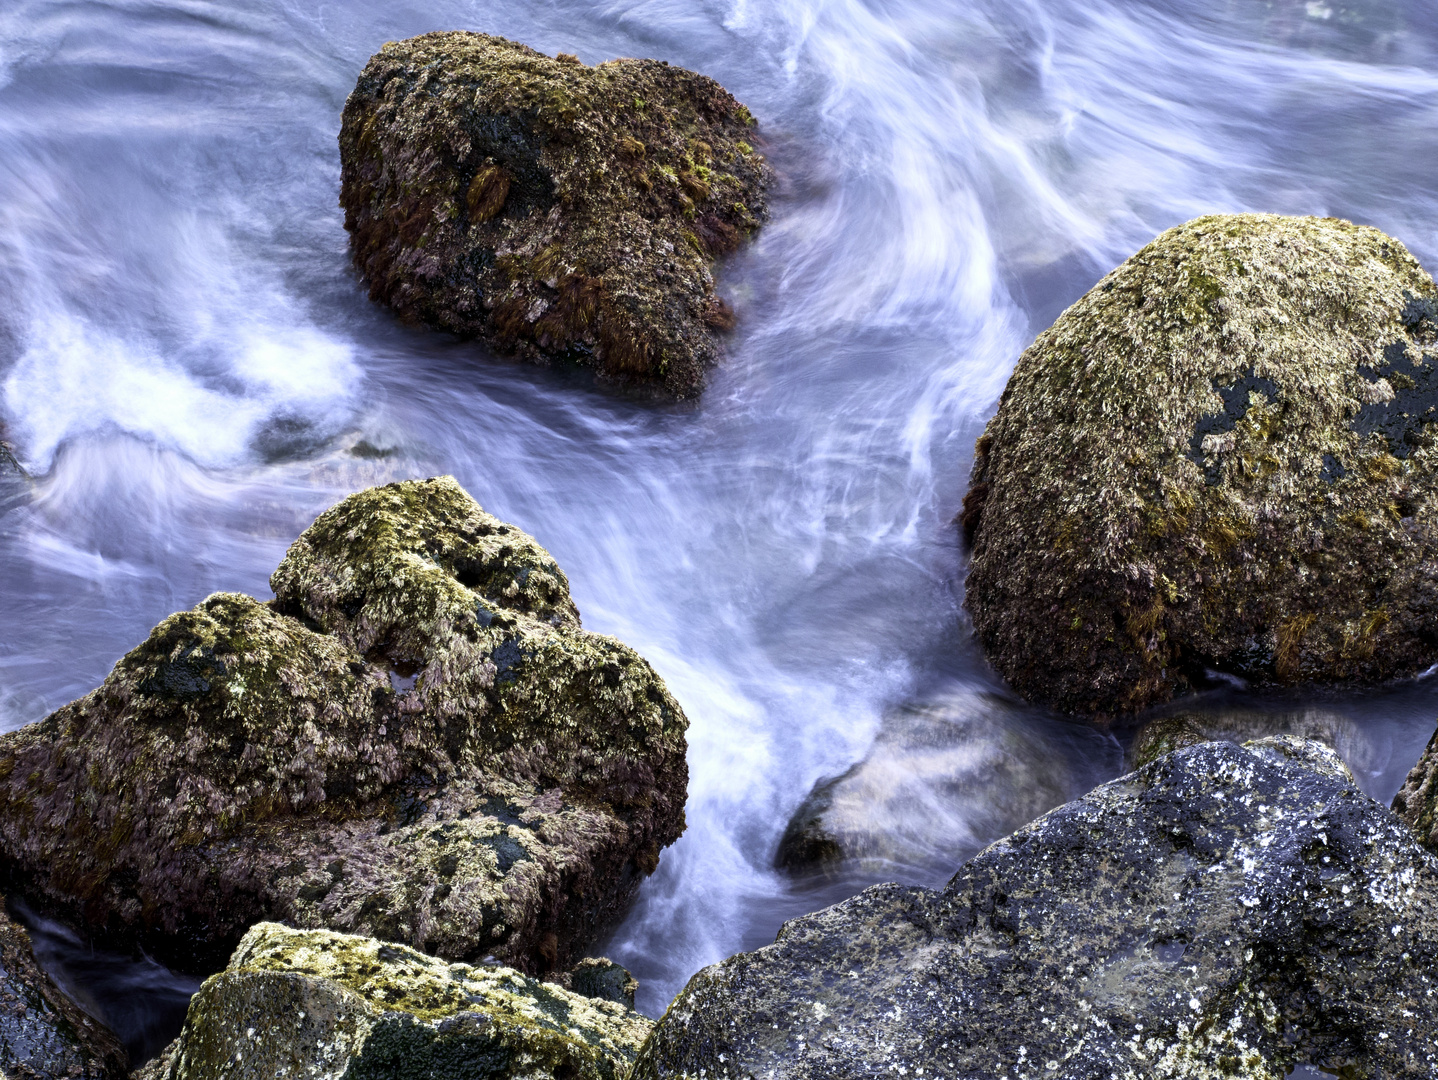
[339,31,771,398]
[0,904,128,1079]
[633,739,1438,1080]
[774,691,1111,878]
[145,923,652,1080]
[0,477,688,976]
[964,213,1438,716]
[1393,723,1438,854]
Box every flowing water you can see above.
[1,0,1437,1057]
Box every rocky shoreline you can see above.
[3,29,1438,1075]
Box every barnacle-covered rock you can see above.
[0,905,128,1079]
[339,32,771,398]
[148,923,651,1080]
[964,213,1438,716]
[0,477,688,975]
[634,739,1438,1080]
[1394,723,1438,854]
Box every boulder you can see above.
[774,691,1115,877]
[1393,723,1438,853]
[633,739,1438,1080]
[144,922,651,1080]
[339,32,771,398]
[1126,704,1371,771]
[0,904,128,1079]
[963,213,1438,715]
[0,477,688,975]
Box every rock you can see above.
[546,957,639,1009]
[339,32,771,398]
[1393,723,1438,853]
[0,477,688,975]
[1126,704,1370,773]
[774,690,1115,876]
[131,1039,178,1080]
[963,213,1438,716]
[633,739,1438,1080]
[0,904,128,1079]
[150,922,652,1080]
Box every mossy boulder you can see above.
[964,213,1438,715]
[1393,722,1438,854]
[0,904,128,1078]
[147,923,651,1080]
[634,739,1438,1080]
[339,32,771,398]
[0,477,688,975]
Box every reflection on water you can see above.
[0,0,1434,1032]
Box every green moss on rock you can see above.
[151,924,651,1080]
[964,213,1438,715]
[339,32,771,398]
[0,478,687,975]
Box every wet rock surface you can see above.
[964,213,1438,716]
[1393,723,1438,854]
[774,690,1116,877]
[145,922,651,1080]
[339,31,771,398]
[634,739,1438,1080]
[0,476,688,976]
[1125,704,1372,772]
[0,904,128,1079]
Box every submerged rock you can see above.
[149,923,651,1080]
[1126,704,1372,772]
[0,905,127,1079]
[339,32,771,398]
[774,691,1115,877]
[0,477,688,975]
[1393,723,1438,854]
[634,739,1438,1080]
[964,213,1438,715]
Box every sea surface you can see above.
[1,0,1436,1062]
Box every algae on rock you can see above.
[964,213,1438,716]
[339,32,771,398]
[149,923,651,1080]
[0,477,688,976]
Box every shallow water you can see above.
[0,0,1436,1049]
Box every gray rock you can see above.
[775,691,1116,877]
[0,905,128,1079]
[147,923,651,1080]
[1126,705,1372,775]
[1393,722,1438,854]
[634,739,1438,1080]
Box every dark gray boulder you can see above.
[634,739,1438,1080]
[0,905,128,1079]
